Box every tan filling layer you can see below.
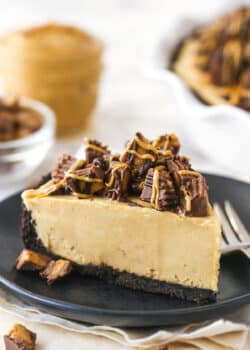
[23,194,221,291]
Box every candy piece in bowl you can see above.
[0,97,55,183]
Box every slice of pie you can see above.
[21,133,221,304]
[172,6,250,111]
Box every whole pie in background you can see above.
[172,7,250,112]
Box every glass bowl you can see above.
[0,97,55,184]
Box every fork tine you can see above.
[213,204,229,249]
[224,201,250,258]
[224,201,250,243]
[213,203,239,245]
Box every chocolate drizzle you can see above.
[24,132,211,217]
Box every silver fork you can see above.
[213,201,250,255]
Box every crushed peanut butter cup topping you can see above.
[4,324,36,350]
[140,166,178,211]
[0,97,43,142]
[16,249,51,271]
[105,161,130,201]
[26,132,210,217]
[65,158,105,198]
[206,8,250,92]
[176,170,209,217]
[40,259,72,285]
[174,6,250,111]
[51,153,77,183]
[85,138,110,163]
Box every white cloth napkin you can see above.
[0,288,249,350]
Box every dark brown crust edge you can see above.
[21,202,216,304]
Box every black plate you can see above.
[0,174,249,327]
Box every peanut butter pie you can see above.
[172,7,250,111]
[21,133,221,303]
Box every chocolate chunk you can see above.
[153,133,180,155]
[199,32,217,56]
[66,161,105,198]
[16,249,51,271]
[208,40,242,86]
[40,259,72,285]
[240,68,250,88]
[4,324,36,350]
[16,110,42,132]
[51,153,77,183]
[140,167,178,211]
[0,113,16,141]
[105,161,130,201]
[130,174,145,195]
[120,132,156,194]
[120,132,156,169]
[237,96,250,111]
[176,170,209,217]
[166,155,191,174]
[85,139,110,163]
[243,41,250,64]
[102,153,120,170]
[0,98,42,142]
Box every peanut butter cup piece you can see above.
[4,324,36,350]
[240,68,250,88]
[120,132,156,167]
[166,155,191,174]
[16,249,51,271]
[120,132,156,194]
[105,161,130,201]
[140,167,178,211]
[40,259,72,285]
[237,95,250,111]
[209,40,242,86]
[85,138,110,163]
[152,133,180,155]
[176,170,209,217]
[66,160,105,198]
[51,153,77,183]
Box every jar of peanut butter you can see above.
[0,23,103,138]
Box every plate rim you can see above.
[0,271,250,318]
